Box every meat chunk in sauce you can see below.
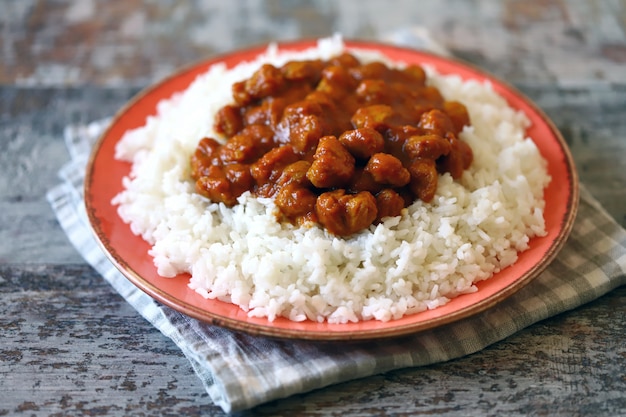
[275,183,318,222]
[408,158,438,202]
[418,109,456,137]
[443,101,471,135]
[219,125,275,164]
[279,100,330,154]
[351,104,395,131]
[306,136,355,188]
[364,153,410,187]
[315,190,378,236]
[403,134,451,160]
[214,105,243,137]
[375,188,406,221]
[250,145,300,196]
[190,52,474,236]
[281,59,324,83]
[338,127,385,160]
[190,137,221,178]
[243,64,286,101]
[195,164,254,207]
[438,136,473,179]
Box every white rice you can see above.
[112,36,550,323]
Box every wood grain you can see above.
[2,265,625,416]
[1,0,625,86]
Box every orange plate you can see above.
[85,40,579,341]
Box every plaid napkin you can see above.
[47,52,626,414]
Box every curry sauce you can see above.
[190,52,473,236]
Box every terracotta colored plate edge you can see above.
[84,39,580,341]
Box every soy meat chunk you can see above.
[375,188,406,221]
[250,145,299,185]
[243,97,287,128]
[351,104,395,131]
[219,125,275,163]
[328,52,361,68]
[280,59,324,83]
[402,64,427,86]
[338,127,385,160]
[350,61,390,81]
[276,160,312,189]
[304,90,335,110]
[438,136,470,179]
[190,137,221,179]
[408,158,439,202]
[315,190,378,236]
[214,105,243,137]
[280,100,329,153]
[355,79,391,105]
[195,165,230,203]
[384,124,421,156]
[195,164,253,207]
[224,163,254,193]
[218,136,257,164]
[232,81,252,106]
[414,86,445,108]
[403,134,451,160]
[443,101,471,135]
[275,183,317,219]
[244,64,286,100]
[418,109,456,137]
[289,115,327,154]
[364,153,410,187]
[348,168,384,194]
[321,65,356,87]
[281,98,325,120]
[316,65,357,98]
[195,137,221,158]
[306,136,355,188]
[231,64,287,105]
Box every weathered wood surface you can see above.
[1,1,625,416]
[2,0,625,86]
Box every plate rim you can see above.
[84,39,579,341]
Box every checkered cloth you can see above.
[47,47,626,413]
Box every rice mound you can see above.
[112,37,550,323]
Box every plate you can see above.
[84,40,579,341]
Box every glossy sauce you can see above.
[190,52,473,236]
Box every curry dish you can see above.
[190,52,473,236]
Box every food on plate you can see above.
[190,52,473,236]
[112,37,550,323]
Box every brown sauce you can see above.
[190,52,473,236]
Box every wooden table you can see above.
[2,1,625,415]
